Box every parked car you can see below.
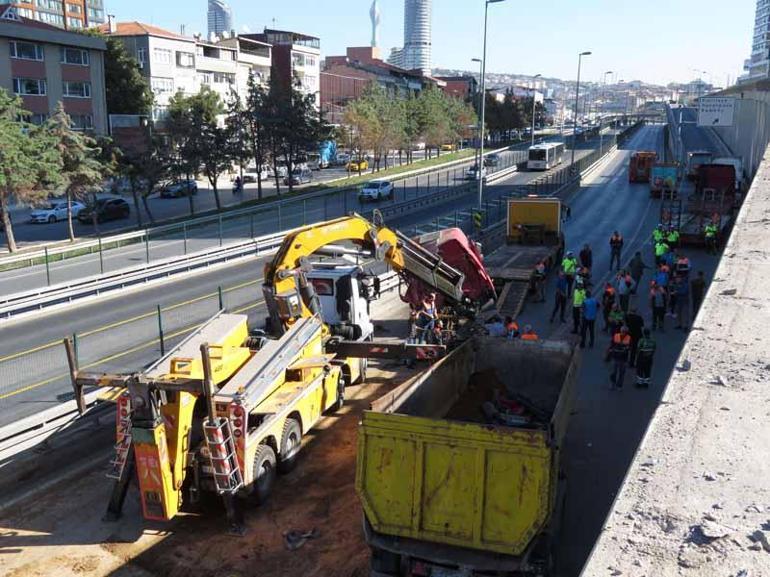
[484,153,501,168]
[413,142,426,151]
[29,201,85,224]
[284,168,313,186]
[241,169,269,183]
[441,143,456,152]
[465,164,487,181]
[358,180,394,202]
[334,152,351,166]
[347,158,369,172]
[160,180,198,198]
[77,198,130,224]
[268,164,289,179]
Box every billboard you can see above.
[697,97,735,127]
[651,165,678,192]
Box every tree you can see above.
[104,36,153,115]
[45,104,113,239]
[0,90,61,252]
[119,134,170,225]
[242,73,270,199]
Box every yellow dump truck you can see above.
[484,197,564,319]
[356,337,580,576]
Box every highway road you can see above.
[0,133,602,297]
[674,106,731,156]
[0,135,610,424]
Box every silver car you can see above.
[29,201,85,223]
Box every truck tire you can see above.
[333,372,348,412]
[358,357,368,384]
[278,418,302,474]
[250,444,277,504]
[370,547,401,575]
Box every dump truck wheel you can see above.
[278,418,302,474]
[333,373,348,412]
[370,547,401,575]
[251,444,277,504]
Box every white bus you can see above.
[528,142,566,170]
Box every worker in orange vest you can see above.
[609,326,631,389]
[505,316,520,340]
[521,325,539,341]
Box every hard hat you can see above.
[566,251,574,257]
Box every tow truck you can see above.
[64,214,473,532]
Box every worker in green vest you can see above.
[666,227,680,249]
[704,223,718,255]
[571,280,587,335]
[561,251,578,296]
[654,240,669,266]
[652,224,665,244]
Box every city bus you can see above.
[528,142,565,171]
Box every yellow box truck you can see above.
[356,337,580,576]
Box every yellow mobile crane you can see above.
[66,214,468,532]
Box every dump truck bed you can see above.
[357,337,580,571]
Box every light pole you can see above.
[472,57,483,171]
[531,73,541,148]
[571,51,591,170]
[478,0,507,209]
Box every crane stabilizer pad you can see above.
[325,340,445,360]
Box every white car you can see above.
[359,180,394,202]
[29,201,85,224]
[465,165,488,181]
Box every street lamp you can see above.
[472,57,483,171]
[478,0,507,210]
[531,74,541,148]
[571,50,591,171]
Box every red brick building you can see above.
[435,75,478,102]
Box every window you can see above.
[37,12,64,25]
[199,72,212,85]
[25,113,49,125]
[63,81,91,98]
[88,7,104,21]
[66,2,82,13]
[136,48,146,66]
[176,51,195,68]
[10,41,44,61]
[61,47,89,66]
[36,0,64,12]
[12,78,46,96]
[67,16,82,28]
[152,106,169,121]
[70,115,93,131]
[151,77,174,94]
[15,7,33,18]
[153,48,172,64]
[305,55,317,68]
[213,72,235,84]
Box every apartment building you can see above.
[0,5,108,132]
[0,0,105,29]
[101,21,271,122]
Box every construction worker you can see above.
[580,289,599,349]
[624,306,645,368]
[650,283,667,332]
[675,253,691,279]
[505,316,520,339]
[654,239,669,266]
[601,282,616,332]
[485,314,507,337]
[704,222,718,255]
[571,279,587,335]
[691,270,707,318]
[562,251,578,296]
[635,328,656,388]
[607,303,625,337]
[609,326,632,390]
[652,224,665,245]
[533,260,547,302]
[521,325,539,341]
[550,271,568,324]
[415,293,437,343]
[609,231,624,271]
[666,226,680,249]
[579,243,593,271]
[673,275,690,331]
[654,263,670,290]
[628,251,650,295]
[615,269,635,313]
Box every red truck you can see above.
[679,163,737,246]
[628,151,657,183]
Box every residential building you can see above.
[435,75,477,101]
[387,0,431,75]
[244,29,320,104]
[740,0,770,82]
[101,21,271,123]
[0,0,105,29]
[321,46,439,125]
[207,0,232,38]
[0,5,108,132]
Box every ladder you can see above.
[107,394,133,480]
[203,418,243,494]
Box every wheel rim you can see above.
[285,432,299,459]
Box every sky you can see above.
[105,0,756,86]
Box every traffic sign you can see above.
[697,97,735,127]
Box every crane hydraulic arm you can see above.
[262,213,467,333]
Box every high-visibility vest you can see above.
[562,257,577,275]
[638,337,656,354]
[667,230,679,243]
[655,242,669,256]
[573,288,586,307]
[704,225,717,238]
[613,333,631,346]
[653,229,664,242]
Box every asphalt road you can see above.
[674,106,730,156]
[0,133,596,297]
[0,135,607,423]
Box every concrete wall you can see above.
[713,86,770,180]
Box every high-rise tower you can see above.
[370,0,381,48]
[403,0,431,75]
[207,0,233,38]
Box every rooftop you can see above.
[98,21,189,41]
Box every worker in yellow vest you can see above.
[571,280,587,335]
[704,223,718,255]
[561,251,578,296]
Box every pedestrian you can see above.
[485,315,507,337]
[654,263,670,290]
[580,290,599,348]
[607,303,625,337]
[690,270,707,318]
[601,282,616,332]
[533,260,546,302]
[635,328,656,388]
[521,325,539,341]
[571,280,587,334]
[650,283,667,332]
[704,222,718,255]
[674,274,690,330]
[505,316,520,339]
[652,223,665,245]
[654,240,669,266]
[628,251,650,295]
[615,270,635,313]
[579,243,593,271]
[609,230,624,271]
[562,251,578,296]
[550,271,568,324]
[609,326,631,390]
[675,253,691,279]
[624,306,645,367]
[666,226,680,250]
[415,293,437,343]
